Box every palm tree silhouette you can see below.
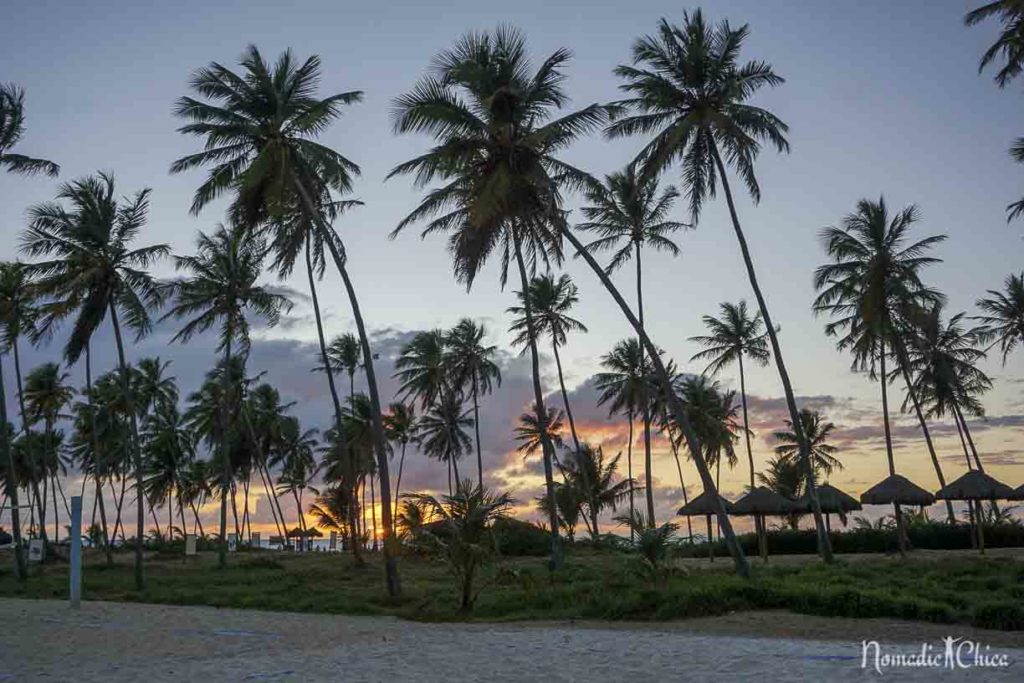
[558,443,633,540]
[0,84,59,178]
[383,402,417,527]
[814,197,951,536]
[509,274,588,455]
[389,28,606,569]
[24,362,74,543]
[324,333,363,400]
[445,319,501,488]
[23,172,167,589]
[965,1,1024,87]
[161,224,291,567]
[772,409,842,482]
[418,392,474,496]
[142,400,193,542]
[608,9,827,564]
[172,46,401,594]
[976,272,1024,362]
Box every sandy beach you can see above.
[1,598,1021,681]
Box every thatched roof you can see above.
[860,474,935,506]
[676,491,734,517]
[731,487,802,515]
[935,470,1016,501]
[798,483,862,514]
[286,527,324,538]
[1013,484,1024,501]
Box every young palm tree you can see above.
[172,47,401,594]
[142,401,194,540]
[308,486,353,543]
[23,172,168,589]
[160,224,291,567]
[976,272,1024,362]
[594,339,651,534]
[690,300,770,493]
[418,392,474,495]
[508,274,588,453]
[383,402,417,525]
[558,443,633,539]
[772,409,842,481]
[23,362,74,542]
[757,455,804,530]
[813,198,951,534]
[578,163,686,527]
[0,84,59,178]
[607,10,825,564]
[445,320,501,489]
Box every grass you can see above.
[0,547,1022,630]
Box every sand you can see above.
[1,598,1022,681]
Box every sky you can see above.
[2,1,1023,538]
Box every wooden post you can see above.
[706,515,714,563]
[70,496,82,609]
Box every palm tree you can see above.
[558,443,633,540]
[445,320,501,489]
[813,197,950,537]
[308,486,352,543]
[772,409,842,482]
[389,28,611,568]
[160,224,291,567]
[178,459,212,537]
[757,455,804,530]
[277,417,320,544]
[383,402,417,525]
[0,83,59,178]
[514,406,565,460]
[134,358,178,419]
[23,362,74,542]
[23,172,168,589]
[171,47,402,596]
[674,375,741,492]
[509,274,587,454]
[578,163,686,527]
[418,391,473,495]
[690,300,770,494]
[324,333,362,399]
[395,330,450,409]
[594,339,650,535]
[965,1,1024,87]
[976,272,1024,362]
[607,9,825,565]
[142,401,193,541]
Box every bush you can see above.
[493,518,550,557]
[973,602,1024,631]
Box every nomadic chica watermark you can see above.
[862,638,1012,674]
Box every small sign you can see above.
[185,534,197,556]
[28,538,44,563]
[227,533,238,552]
[329,531,337,550]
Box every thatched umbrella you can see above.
[860,474,935,556]
[798,483,861,533]
[677,492,734,562]
[935,470,1015,554]
[731,487,803,562]
[1012,484,1024,501]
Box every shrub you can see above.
[493,518,550,557]
[973,602,1024,631]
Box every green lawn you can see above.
[1,548,1022,630]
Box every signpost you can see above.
[70,496,82,609]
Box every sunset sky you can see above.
[2,1,1023,535]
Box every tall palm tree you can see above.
[171,46,401,592]
[23,362,74,542]
[160,224,291,567]
[508,274,588,453]
[23,171,168,589]
[965,1,1024,87]
[772,409,842,482]
[607,9,824,565]
[578,163,686,527]
[690,300,770,494]
[324,333,362,400]
[383,401,417,525]
[395,330,450,410]
[0,83,59,178]
[142,401,193,540]
[134,357,178,419]
[976,272,1024,362]
[813,197,950,537]
[418,391,474,495]
[514,405,565,460]
[445,320,501,488]
[389,28,610,568]
[674,375,741,492]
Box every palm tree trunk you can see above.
[393,442,407,530]
[297,198,385,578]
[370,471,378,551]
[710,145,832,564]
[878,344,907,556]
[562,225,750,577]
[552,342,581,453]
[738,356,765,545]
[217,334,234,567]
[669,432,694,543]
[892,339,956,524]
[85,345,114,565]
[109,302,146,590]
[304,238,364,567]
[12,339,48,546]
[626,411,635,543]
[471,371,483,489]
[953,404,999,517]
[0,354,27,579]
[635,241,656,528]
[511,237,562,568]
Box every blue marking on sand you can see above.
[802,654,859,661]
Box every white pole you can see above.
[70,496,82,609]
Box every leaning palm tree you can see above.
[508,274,587,453]
[445,320,501,488]
[772,409,842,482]
[0,83,59,178]
[607,9,824,564]
[578,163,686,527]
[418,392,474,495]
[813,197,951,534]
[160,224,291,567]
[690,300,770,494]
[172,46,401,595]
[383,401,417,525]
[976,272,1024,362]
[594,339,651,532]
[965,1,1024,87]
[23,171,168,590]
